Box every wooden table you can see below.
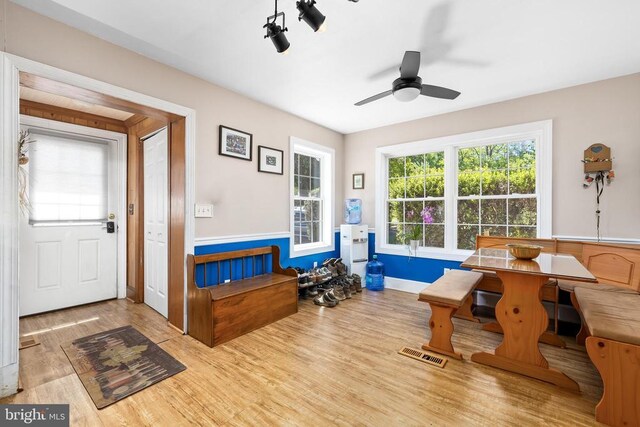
[461,248,596,391]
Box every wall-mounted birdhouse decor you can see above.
[583,143,612,173]
[581,143,615,242]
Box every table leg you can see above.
[482,321,567,348]
[471,271,579,391]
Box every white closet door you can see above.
[143,128,169,317]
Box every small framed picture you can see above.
[258,146,284,175]
[219,125,252,161]
[353,173,365,189]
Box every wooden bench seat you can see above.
[187,246,298,347]
[418,270,483,360]
[574,287,640,427]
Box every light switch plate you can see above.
[195,204,213,218]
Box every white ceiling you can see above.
[12,0,640,134]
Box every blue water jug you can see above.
[344,199,362,224]
[366,255,385,291]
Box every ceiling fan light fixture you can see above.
[393,87,421,102]
[296,0,327,32]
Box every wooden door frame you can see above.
[127,117,186,329]
[0,52,195,397]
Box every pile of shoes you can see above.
[312,258,362,308]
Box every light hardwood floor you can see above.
[2,290,603,426]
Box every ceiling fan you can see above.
[355,51,461,106]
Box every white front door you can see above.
[19,123,120,316]
[143,128,169,317]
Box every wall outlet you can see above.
[313,261,318,268]
[443,268,451,274]
[224,279,231,284]
[195,203,213,218]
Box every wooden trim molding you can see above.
[20,72,181,123]
[20,99,127,133]
[126,117,167,304]
[126,117,186,331]
[169,118,186,330]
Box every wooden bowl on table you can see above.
[505,244,543,260]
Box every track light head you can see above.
[296,0,327,32]
[264,11,290,54]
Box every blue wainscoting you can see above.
[194,232,341,287]
[194,231,463,289]
[367,232,463,284]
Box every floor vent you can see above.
[398,347,447,368]
[19,336,40,350]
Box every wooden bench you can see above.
[187,246,298,347]
[574,287,640,427]
[418,270,483,360]
[561,242,640,345]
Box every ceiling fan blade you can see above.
[400,51,421,79]
[354,90,393,106]
[420,84,461,100]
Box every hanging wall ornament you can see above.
[582,143,614,242]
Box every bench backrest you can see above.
[475,234,640,291]
[581,243,640,292]
[187,245,293,288]
[475,235,558,253]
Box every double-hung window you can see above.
[290,137,335,257]
[376,121,552,261]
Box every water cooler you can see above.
[340,224,369,278]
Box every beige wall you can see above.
[344,73,640,240]
[1,1,344,239]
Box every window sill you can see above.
[290,242,335,259]
[375,244,472,262]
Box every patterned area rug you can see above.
[61,325,186,409]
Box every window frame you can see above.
[290,136,335,258]
[375,120,552,261]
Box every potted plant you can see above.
[403,206,434,256]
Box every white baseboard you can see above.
[383,277,429,294]
[0,363,18,398]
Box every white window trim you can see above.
[375,120,553,261]
[290,136,335,258]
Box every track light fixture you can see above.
[264,0,358,54]
[264,0,290,54]
[296,0,326,33]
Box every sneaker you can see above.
[324,289,339,305]
[308,286,318,297]
[314,292,337,307]
[322,258,336,267]
[326,263,338,278]
[351,274,362,292]
[345,276,357,296]
[331,284,346,301]
[342,279,352,299]
[335,258,348,276]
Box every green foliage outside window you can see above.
[386,140,538,250]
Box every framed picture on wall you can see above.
[258,146,284,175]
[353,173,365,189]
[219,125,252,161]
